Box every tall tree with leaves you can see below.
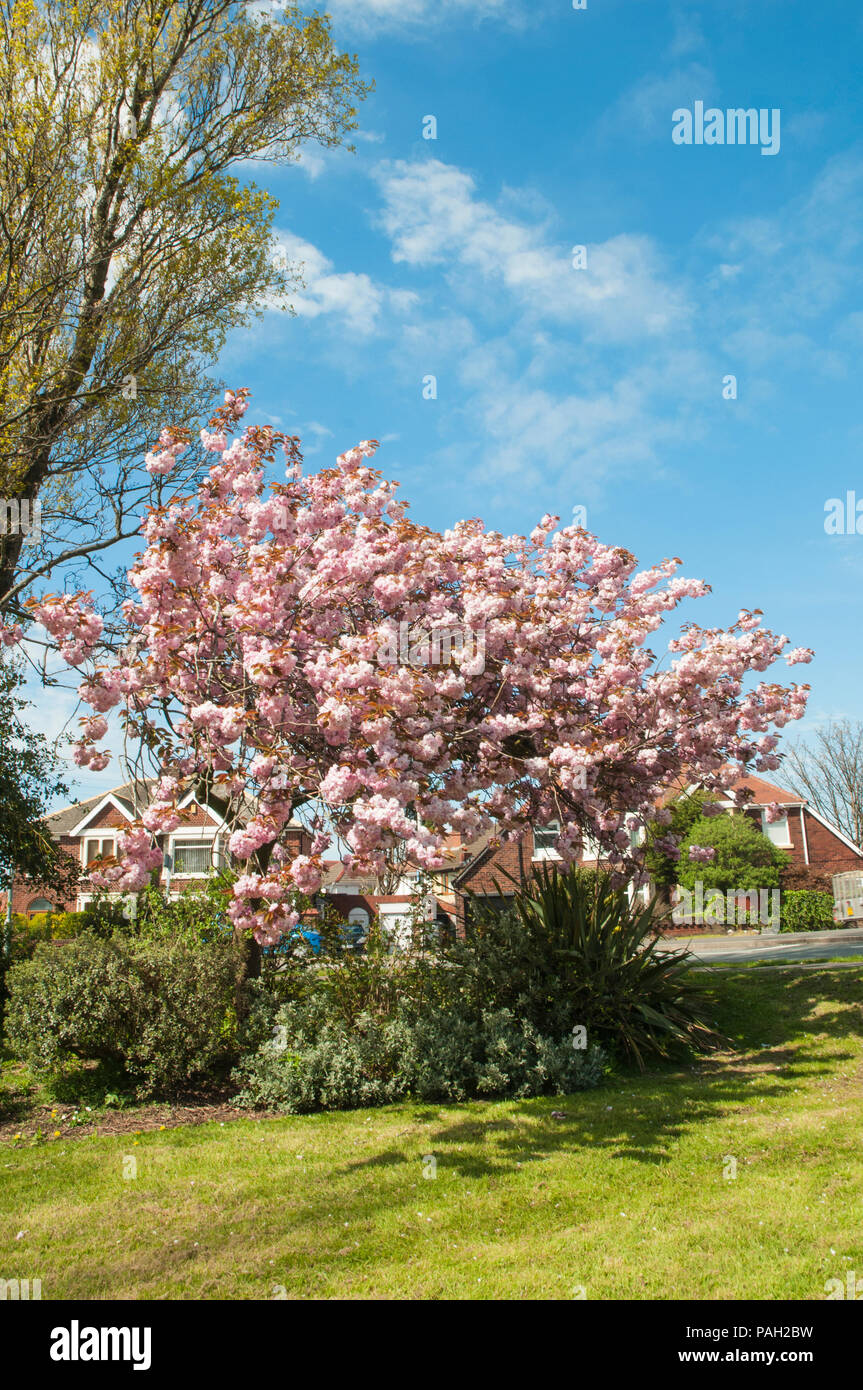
[0,0,370,627]
[674,814,786,894]
[0,660,79,940]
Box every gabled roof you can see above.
[48,776,306,840]
[70,792,139,837]
[47,779,157,836]
[452,829,510,886]
[723,774,803,806]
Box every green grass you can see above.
[1,966,862,1300]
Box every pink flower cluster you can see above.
[30,593,103,666]
[145,429,189,476]
[38,394,813,942]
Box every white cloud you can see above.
[668,10,707,60]
[274,232,418,334]
[703,152,863,376]
[373,159,691,341]
[429,340,712,501]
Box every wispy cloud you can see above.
[274,231,418,334]
[373,158,691,341]
[595,62,717,144]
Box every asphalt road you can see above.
[661,928,863,965]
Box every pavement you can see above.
[658,926,863,965]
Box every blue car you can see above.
[263,923,366,958]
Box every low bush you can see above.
[779,889,835,933]
[233,997,607,1113]
[5,934,241,1097]
[233,864,723,1111]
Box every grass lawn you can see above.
[1,966,861,1300]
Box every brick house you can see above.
[717,773,863,889]
[450,774,863,930]
[0,779,312,918]
[452,824,578,931]
[6,771,859,933]
[316,832,467,944]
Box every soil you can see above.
[0,1084,270,1144]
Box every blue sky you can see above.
[42,0,863,804]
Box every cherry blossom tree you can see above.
[15,391,813,966]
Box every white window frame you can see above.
[168,832,219,878]
[83,836,116,866]
[533,820,562,861]
[761,811,792,848]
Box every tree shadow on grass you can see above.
[333,968,862,1189]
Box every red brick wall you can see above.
[1,835,80,916]
[1,812,314,917]
[743,805,862,877]
[451,809,863,933]
[454,833,534,928]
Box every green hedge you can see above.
[4,934,241,1097]
[233,998,607,1113]
[779,890,834,934]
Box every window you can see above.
[27,898,54,918]
[761,812,792,848]
[173,841,214,875]
[85,838,115,864]
[533,820,561,856]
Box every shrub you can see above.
[49,899,131,938]
[0,911,60,1033]
[132,880,235,943]
[466,864,725,1069]
[233,862,722,1110]
[5,934,240,1097]
[779,890,834,934]
[676,813,787,894]
[232,997,607,1113]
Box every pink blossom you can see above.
[32,390,812,942]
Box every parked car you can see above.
[263,922,367,958]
